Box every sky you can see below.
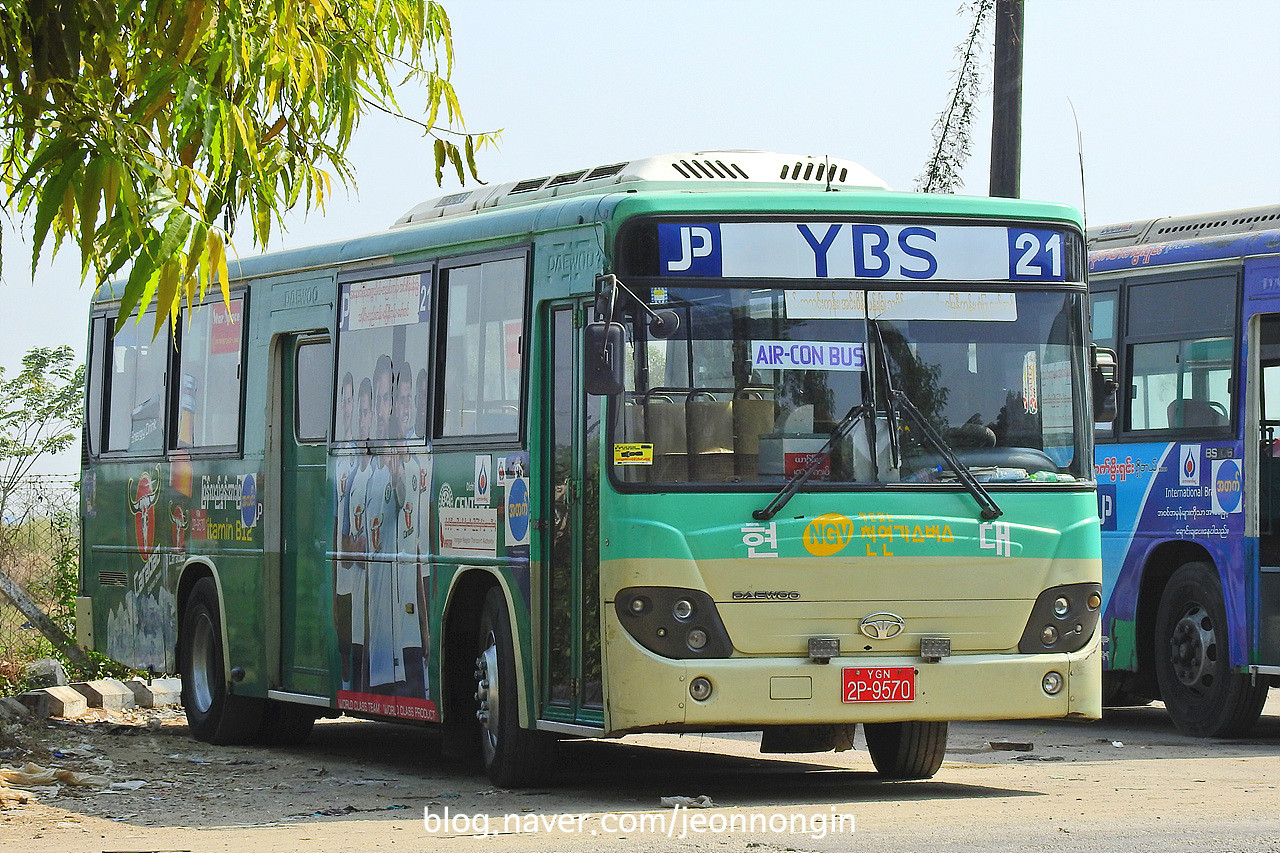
[2,0,1278,473]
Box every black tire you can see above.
[257,700,317,746]
[476,587,554,787]
[180,577,264,744]
[1154,562,1267,737]
[863,720,948,780]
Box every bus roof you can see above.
[91,151,1084,303]
[1087,203,1280,276]
[1086,203,1280,250]
[391,151,890,226]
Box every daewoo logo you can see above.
[732,590,801,601]
[860,612,905,640]
[803,512,855,556]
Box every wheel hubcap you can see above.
[475,633,500,762]
[190,611,216,714]
[1169,603,1217,692]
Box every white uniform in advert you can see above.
[365,458,398,689]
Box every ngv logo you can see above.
[659,224,721,276]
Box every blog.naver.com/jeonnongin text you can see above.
[423,804,856,840]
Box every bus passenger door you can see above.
[542,303,603,726]
[279,335,334,696]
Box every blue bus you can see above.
[1088,204,1280,736]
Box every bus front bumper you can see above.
[603,614,1102,734]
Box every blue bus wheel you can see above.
[1153,562,1267,737]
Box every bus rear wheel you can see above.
[1154,562,1267,737]
[863,720,948,779]
[180,577,264,744]
[475,587,554,787]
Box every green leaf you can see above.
[447,143,464,186]
[78,156,107,275]
[433,138,445,186]
[31,147,86,276]
[153,260,181,337]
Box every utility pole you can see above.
[988,0,1024,198]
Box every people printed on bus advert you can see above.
[335,355,432,700]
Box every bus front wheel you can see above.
[863,720,948,779]
[475,587,554,787]
[1153,562,1267,737]
[180,577,264,744]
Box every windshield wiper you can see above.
[889,388,1002,520]
[868,319,1001,521]
[753,401,874,521]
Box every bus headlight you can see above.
[1018,583,1102,654]
[615,587,733,659]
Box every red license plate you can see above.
[841,667,915,703]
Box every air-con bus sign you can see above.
[657,222,1067,282]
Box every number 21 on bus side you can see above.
[842,667,916,702]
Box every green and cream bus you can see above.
[78,151,1107,786]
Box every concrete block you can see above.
[18,686,88,718]
[125,676,182,708]
[24,657,68,688]
[0,695,32,719]
[70,678,137,710]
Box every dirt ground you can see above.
[5,698,1280,852]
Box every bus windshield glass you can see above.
[611,286,1088,486]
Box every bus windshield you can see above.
[611,285,1088,486]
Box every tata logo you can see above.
[803,513,855,556]
[860,612,905,640]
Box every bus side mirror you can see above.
[1092,345,1118,423]
[585,321,625,396]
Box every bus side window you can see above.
[86,316,109,457]
[105,311,169,454]
[437,256,526,438]
[175,298,245,451]
[1123,274,1236,434]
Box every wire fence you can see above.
[0,475,79,692]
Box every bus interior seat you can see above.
[688,399,735,481]
[733,398,775,479]
[646,399,688,480]
[1168,398,1226,428]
